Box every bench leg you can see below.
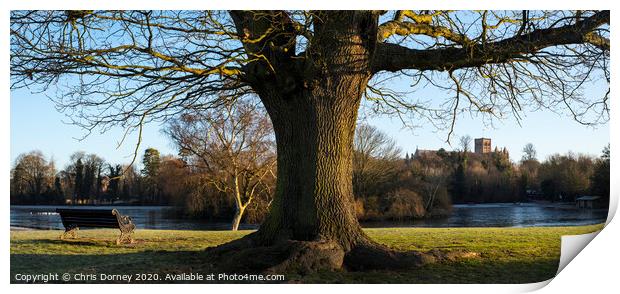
[117,229,134,245]
[60,226,79,240]
[116,215,136,245]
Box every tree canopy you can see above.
[11,10,610,140]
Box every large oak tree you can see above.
[11,10,609,272]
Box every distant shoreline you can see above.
[10,226,35,231]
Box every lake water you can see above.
[364,203,608,228]
[10,203,608,230]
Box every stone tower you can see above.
[475,138,492,154]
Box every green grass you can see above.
[10,225,603,283]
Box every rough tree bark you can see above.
[208,11,442,273]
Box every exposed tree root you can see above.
[343,242,435,271]
[205,233,479,275]
[344,242,479,271]
[205,233,344,274]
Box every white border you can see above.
[3,1,617,293]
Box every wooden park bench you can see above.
[56,208,136,244]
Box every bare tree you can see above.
[459,135,472,153]
[353,124,402,196]
[166,98,276,231]
[522,143,538,162]
[11,151,56,201]
[11,10,609,271]
[417,160,451,213]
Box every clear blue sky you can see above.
[11,84,609,169]
[11,88,176,169]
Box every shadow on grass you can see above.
[300,259,559,284]
[12,238,109,246]
[11,251,216,284]
[10,250,559,284]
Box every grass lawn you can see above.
[10,224,603,284]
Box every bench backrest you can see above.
[56,208,121,229]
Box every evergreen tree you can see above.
[54,176,64,204]
[452,163,467,203]
[73,158,84,204]
[107,164,123,202]
[591,145,610,205]
[141,148,161,203]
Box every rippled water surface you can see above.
[10,203,608,230]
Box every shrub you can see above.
[385,188,426,220]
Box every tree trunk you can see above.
[231,172,244,231]
[255,88,367,250]
[231,205,245,231]
[207,11,455,273]
[252,11,380,251]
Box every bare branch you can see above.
[373,10,609,72]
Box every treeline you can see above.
[537,147,610,203]
[10,140,611,228]
[406,142,611,205]
[9,148,274,225]
[351,128,528,221]
[349,129,611,222]
[352,124,453,221]
[10,100,610,229]
[10,99,277,230]
[11,149,167,206]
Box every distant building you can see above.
[414,148,437,158]
[414,137,507,159]
[576,196,605,209]
[525,189,544,200]
[474,138,492,154]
